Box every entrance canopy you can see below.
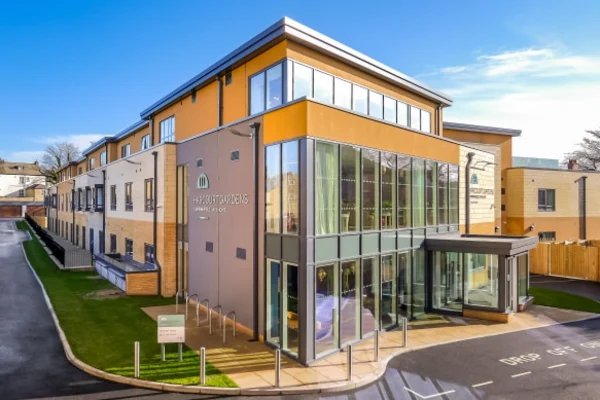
[426,234,538,256]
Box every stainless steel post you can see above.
[134,341,140,378]
[402,317,408,347]
[222,314,227,344]
[200,347,206,385]
[274,349,281,387]
[209,309,213,335]
[374,329,379,362]
[185,296,189,320]
[347,344,352,381]
[161,343,165,361]
[196,303,200,327]
[178,343,183,362]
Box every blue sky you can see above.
[1,0,599,162]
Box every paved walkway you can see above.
[143,301,596,392]
[531,274,600,301]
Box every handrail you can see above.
[209,305,222,335]
[186,294,199,320]
[175,290,187,313]
[222,311,236,344]
[198,298,209,326]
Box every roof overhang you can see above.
[444,122,521,137]
[426,234,538,256]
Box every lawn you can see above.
[530,286,600,314]
[17,220,236,387]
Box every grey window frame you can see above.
[538,188,556,212]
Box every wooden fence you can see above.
[530,242,600,282]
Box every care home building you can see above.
[44,17,537,365]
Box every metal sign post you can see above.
[157,314,186,362]
[374,329,379,362]
[200,347,206,386]
[161,344,166,361]
[134,341,140,378]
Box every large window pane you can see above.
[266,259,281,345]
[438,163,448,225]
[283,263,299,355]
[398,251,412,318]
[293,63,313,100]
[314,70,333,104]
[341,145,360,232]
[368,91,383,119]
[449,164,459,225]
[381,153,396,230]
[464,253,499,309]
[410,106,421,130]
[426,161,437,226]
[340,260,360,345]
[250,73,265,115]
[517,254,528,302]
[315,263,339,356]
[352,85,368,114]
[266,64,283,109]
[397,156,412,228]
[383,96,396,123]
[412,248,426,317]
[412,159,425,227]
[361,257,379,335]
[265,145,281,233]
[421,110,431,133]
[316,142,339,235]
[282,141,299,234]
[432,252,462,312]
[381,254,397,329]
[397,102,408,126]
[362,149,379,231]
[334,77,352,109]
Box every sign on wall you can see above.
[157,314,185,344]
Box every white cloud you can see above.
[424,47,600,160]
[1,150,45,163]
[37,133,107,152]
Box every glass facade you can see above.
[315,142,339,235]
[362,150,379,231]
[464,253,499,308]
[315,263,339,356]
[341,145,360,232]
[282,142,299,234]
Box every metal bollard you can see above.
[134,341,140,378]
[199,347,206,385]
[209,309,213,335]
[274,349,281,387]
[222,315,227,344]
[402,317,408,347]
[196,303,200,327]
[178,343,183,362]
[374,329,379,362]
[347,344,353,381]
[161,343,166,361]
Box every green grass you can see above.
[17,220,236,387]
[530,286,600,314]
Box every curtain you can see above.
[316,143,339,235]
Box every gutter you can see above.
[152,151,162,295]
[465,152,475,234]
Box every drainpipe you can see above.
[102,142,108,253]
[575,176,587,240]
[71,180,75,242]
[465,152,475,234]
[152,150,162,295]
[217,76,224,127]
[251,121,261,341]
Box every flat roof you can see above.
[444,122,521,137]
[507,166,600,174]
[426,234,538,256]
[140,17,452,119]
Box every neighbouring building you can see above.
[44,17,538,365]
[0,160,46,219]
[513,156,560,169]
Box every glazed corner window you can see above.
[121,144,131,158]
[124,182,133,211]
[368,91,383,119]
[250,62,283,115]
[313,70,333,104]
[95,185,104,211]
[265,144,281,233]
[352,85,368,114]
[159,116,175,143]
[144,178,154,212]
[292,62,313,100]
[141,134,151,150]
[282,142,299,234]
[315,142,339,235]
[100,151,107,165]
[110,185,117,210]
[538,189,555,211]
[410,106,421,131]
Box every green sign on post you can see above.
[157,314,185,344]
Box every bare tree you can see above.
[564,129,600,171]
[41,142,80,182]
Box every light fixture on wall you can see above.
[528,224,535,232]
[125,159,142,165]
[228,127,253,138]
[197,215,210,220]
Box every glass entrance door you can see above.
[432,252,463,312]
[266,259,281,346]
[381,254,397,329]
[398,251,412,319]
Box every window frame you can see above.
[159,116,176,143]
[124,182,133,211]
[144,178,154,212]
[249,60,286,116]
[537,188,556,212]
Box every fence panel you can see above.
[532,241,600,282]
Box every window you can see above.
[316,142,339,235]
[265,145,281,233]
[539,232,556,242]
[77,189,82,210]
[410,106,421,131]
[352,85,368,114]
[250,63,283,115]
[292,62,312,100]
[449,165,459,225]
[341,145,360,232]
[368,91,383,119]
[397,156,411,228]
[144,243,155,263]
[437,164,448,225]
[191,89,196,103]
[464,253,499,308]
[334,77,352,109]
[124,182,133,211]
[362,149,379,231]
[383,97,396,123]
[538,189,556,211]
[381,153,396,230]
[110,234,117,253]
[19,176,25,184]
[397,102,408,126]
[412,159,425,227]
[110,185,116,210]
[282,142,299,234]
[89,157,95,170]
[313,70,333,104]
[421,110,431,133]
[18,189,25,197]
[121,144,131,158]
[124,238,133,258]
[85,187,92,210]
[144,179,154,212]
[100,151,107,165]
[95,185,104,211]
[425,161,437,225]
[315,263,339,356]
[225,72,232,85]
[159,116,175,143]
[141,134,151,150]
